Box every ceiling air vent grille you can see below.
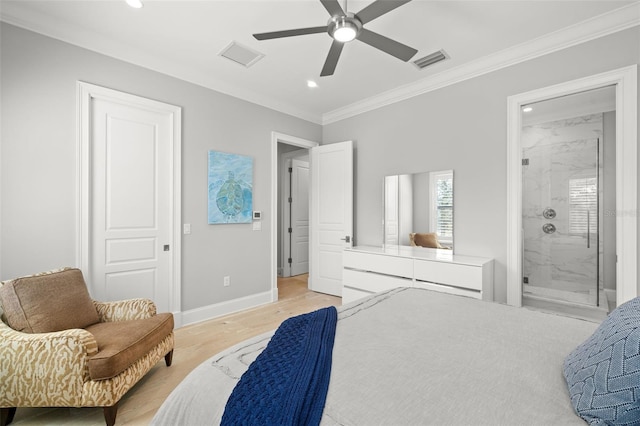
[219,41,264,68]
[413,50,448,70]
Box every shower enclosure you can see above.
[522,114,602,307]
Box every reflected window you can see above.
[430,170,453,244]
[569,177,597,236]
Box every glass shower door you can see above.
[522,138,599,306]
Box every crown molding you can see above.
[0,5,323,125]
[322,2,640,125]
[2,2,637,127]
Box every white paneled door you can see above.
[310,141,353,296]
[290,158,310,276]
[78,83,181,314]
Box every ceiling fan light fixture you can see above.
[328,14,362,43]
[333,20,357,42]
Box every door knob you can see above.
[542,223,556,234]
[340,236,351,243]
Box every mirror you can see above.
[383,170,454,251]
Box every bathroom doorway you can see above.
[506,66,637,313]
[520,87,616,318]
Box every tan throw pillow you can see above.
[0,268,99,333]
[410,232,443,249]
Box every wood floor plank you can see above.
[10,275,341,425]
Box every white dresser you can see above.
[342,245,494,304]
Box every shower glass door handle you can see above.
[586,210,590,249]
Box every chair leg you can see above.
[164,349,174,367]
[103,404,117,426]
[1,407,17,426]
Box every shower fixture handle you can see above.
[543,208,556,219]
[542,223,556,234]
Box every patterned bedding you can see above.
[152,287,599,425]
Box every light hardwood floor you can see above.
[10,275,341,425]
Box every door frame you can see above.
[506,65,637,307]
[270,132,318,301]
[76,81,182,317]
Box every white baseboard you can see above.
[177,290,272,328]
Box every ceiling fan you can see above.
[253,0,418,77]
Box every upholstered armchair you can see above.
[0,268,174,426]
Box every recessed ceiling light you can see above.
[126,0,143,9]
[307,80,318,88]
[522,106,533,113]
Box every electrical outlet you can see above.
[224,276,230,287]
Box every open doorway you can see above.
[278,146,310,279]
[520,86,616,320]
[270,133,319,302]
[278,144,311,300]
[506,65,637,313]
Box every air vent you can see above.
[413,49,449,70]
[219,41,264,68]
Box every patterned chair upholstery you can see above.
[0,268,174,426]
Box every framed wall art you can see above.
[208,150,253,224]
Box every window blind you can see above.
[435,176,453,238]
[569,177,597,235]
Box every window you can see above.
[430,171,453,243]
[569,177,597,236]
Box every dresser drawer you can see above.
[343,268,412,294]
[344,250,413,278]
[414,260,482,291]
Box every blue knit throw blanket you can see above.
[221,306,338,426]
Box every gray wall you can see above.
[1,22,638,309]
[0,23,322,311]
[322,27,640,303]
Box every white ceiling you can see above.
[1,0,638,124]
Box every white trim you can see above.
[506,65,637,307]
[270,132,319,302]
[322,3,640,125]
[76,81,182,315]
[180,290,272,328]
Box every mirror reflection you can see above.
[383,170,454,251]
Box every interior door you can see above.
[85,87,178,313]
[309,141,353,296]
[290,158,310,276]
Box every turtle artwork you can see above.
[208,151,253,224]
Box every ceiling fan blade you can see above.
[320,40,344,77]
[357,28,417,62]
[355,0,412,24]
[253,26,327,40]
[320,0,345,17]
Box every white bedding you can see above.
[152,287,598,425]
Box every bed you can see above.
[152,287,640,425]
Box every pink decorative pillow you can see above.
[0,268,99,333]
